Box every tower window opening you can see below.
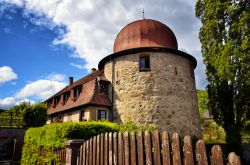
[140,55,150,71]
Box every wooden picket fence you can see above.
[77,130,241,165]
[39,148,66,165]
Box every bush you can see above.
[201,120,226,143]
[21,121,155,164]
[0,102,47,128]
[23,103,47,127]
[118,121,156,133]
[21,121,119,164]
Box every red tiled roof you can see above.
[46,70,111,115]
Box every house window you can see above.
[100,82,109,95]
[140,56,150,71]
[54,96,60,106]
[47,100,52,107]
[74,86,82,99]
[68,113,72,122]
[63,92,70,104]
[79,110,86,121]
[97,110,107,120]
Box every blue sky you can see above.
[0,0,207,109]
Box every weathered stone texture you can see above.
[104,52,201,137]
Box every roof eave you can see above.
[98,47,197,70]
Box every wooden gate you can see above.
[78,130,241,165]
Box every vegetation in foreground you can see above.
[197,90,250,144]
[21,121,155,165]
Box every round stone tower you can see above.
[98,19,201,137]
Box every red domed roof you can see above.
[113,19,178,53]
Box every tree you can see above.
[22,103,47,127]
[3,102,47,127]
[195,0,250,150]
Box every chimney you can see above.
[91,68,96,72]
[69,77,73,85]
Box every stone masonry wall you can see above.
[104,51,201,137]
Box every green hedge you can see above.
[21,121,119,165]
[21,121,155,165]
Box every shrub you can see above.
[118,121,156,133]
[21,121,119,165]
[21,121,156,164]
[0,102,47,128]
[202,120,226,143]
[23,103,47,127]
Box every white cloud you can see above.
[0,97,16,109]
[1,0,207,88]
[16,98,35,105]
[0,97,35,110]
[70,62,84,69]
[0,71,66,109]
[46,72,65,81]
[15,79,66,100]
[0,66,17,84]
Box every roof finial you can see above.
[142,8,145,19]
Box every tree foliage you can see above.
[0,102,48,127]
[197,89,209,119]
[22,102,47,127]
[195,0,250,148]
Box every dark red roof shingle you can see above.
[46,70,111,115]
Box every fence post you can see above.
[228,152,241,165]
[211,145,224,165]
[196,140,208,165]
[65,139,85,165]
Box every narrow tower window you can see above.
[140,55,150,71]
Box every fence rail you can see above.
[77,130,241,165]
[0,112,23,128]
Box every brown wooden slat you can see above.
[93,136,97,165]
[104,132,109,165]
[96,135,100,165]
[144,130,153,165]
[130,131,137,165]
[228,152,241,165]
[123,131,130,165]
[89,138,93,165]
[86,140,89,165]
[196,140,208,165]
[172,133,181,165]
[211,145,224,165]
[82,143,86,165]
[183,136,194,165]
[153,130,161,165]
[161,131,171,165]
[118,132,124,165]
[109,132,113,165]
[100,134,104,165]
[79,145,83,165]
[137,131,144,165]
[113,132,118,165]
